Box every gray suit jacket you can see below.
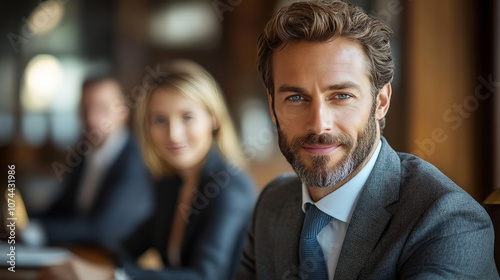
[236,138,499,279]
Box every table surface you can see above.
[0,246,114,280]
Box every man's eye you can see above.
[335,93,351,100]
[286,95,304,102]
[183,115,193,121]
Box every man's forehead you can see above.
[272,39,370,84]
[82,80,122,99]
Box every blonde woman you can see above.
[37,60,256,280]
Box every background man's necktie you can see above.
[300,204,332,280]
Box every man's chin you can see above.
[294,155,354,188]
[299,154,342,170]
[299,170,350,189]
[299,174,338,188]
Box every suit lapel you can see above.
[55,157,86,215]
[274,178,304,278]
[89,134,131,216]
[334,138,401,280]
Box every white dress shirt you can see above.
[301,140,382,279]
[77,128,128,213]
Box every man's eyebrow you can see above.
[276,85,305,94]
[325,82,362,91]
[277,82,362,94]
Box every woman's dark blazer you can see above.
[118,148,257,280]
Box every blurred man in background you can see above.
[25,76,154,252]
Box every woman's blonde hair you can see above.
[135,60,245,177]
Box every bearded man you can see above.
[235,1,498,279]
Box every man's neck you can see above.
[308,137,381,202]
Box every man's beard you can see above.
[277,110,377,188]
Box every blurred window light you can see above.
[50,57,87,112]
[28,0,65,36]
[21,54,63,112]
[50,113,81,147]
[150,2,221,49]
[49,57,88,148]
[240,98,275,162]
[22,113,48,146]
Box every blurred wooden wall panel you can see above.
[405,0,489,200]
[495,0,500,191]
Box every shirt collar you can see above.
[301,139,382,223]
[88,127,128,167]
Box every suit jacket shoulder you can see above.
[336,138,498,279]
[258,174,301,211]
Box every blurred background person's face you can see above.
[149,89,214,172]
[80,80,128,147]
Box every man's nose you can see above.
[85,111,102,130]
[306,99,333,134]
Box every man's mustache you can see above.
[292,133,353,147]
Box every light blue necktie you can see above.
[299,204,332,280]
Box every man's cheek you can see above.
[277,108,304,129]
[335,115,363,133]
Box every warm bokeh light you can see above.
[149,2,221,49]
[3,188,29,231]
[28,0,65,36]
[21,54,63,112]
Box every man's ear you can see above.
[375,83,391,122]
[267,91,277,125]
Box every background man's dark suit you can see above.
[237,138,498,279]
[43,132,154,251]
